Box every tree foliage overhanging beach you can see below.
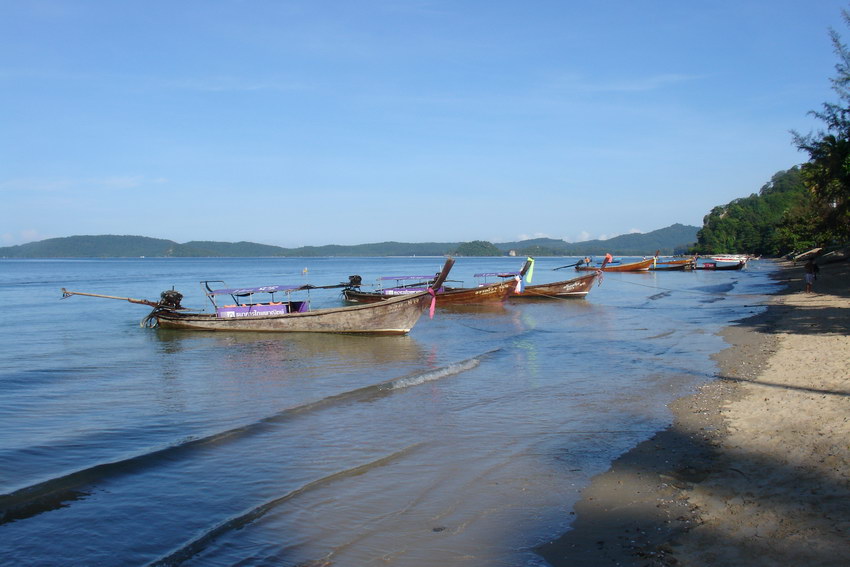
[695,8,850,256]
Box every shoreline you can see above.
[537,258,850,566]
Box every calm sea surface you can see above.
[0,257,780,566]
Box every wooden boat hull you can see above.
[510,273,598,299]
[695,261,745,271]
[438,280,517,303]
[576,258,655,272]
[344,279,516,305]
[651,258,695,271]
[153,291,432,334]
[650,263,689,271]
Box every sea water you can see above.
[0,257,780,566]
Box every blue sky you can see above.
[1,1,847,247]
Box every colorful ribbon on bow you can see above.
[525,257,534,283]
[428,287,437,318]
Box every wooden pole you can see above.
[61,288,159,307]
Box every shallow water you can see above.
[0,257,779,566]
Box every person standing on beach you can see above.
[804,259,817,293]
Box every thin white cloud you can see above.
[548,72,703,94]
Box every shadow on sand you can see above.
[536,259,850,566]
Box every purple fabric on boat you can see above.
[208,284,307,296]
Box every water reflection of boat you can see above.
[154,329,426,365]
[437,302,513,315]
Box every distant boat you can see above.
[576,257,655,272]
[61,258,455,335]
[709,255,750,264]
[650,256,696,271]
[694,260,745,271]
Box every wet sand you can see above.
[537,258,850,566]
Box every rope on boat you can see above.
[140,308,162,328]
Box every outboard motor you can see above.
[159,289,184,309]
[347,275,362,287]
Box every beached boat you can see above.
[576,257,655,272]
[793,248,822,262]
[61,259,455,335]
[511,272,600,299]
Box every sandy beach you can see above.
[538,258,850,566]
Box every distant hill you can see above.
[499,223,698,256]
[0,225,698,258]
[0,235,184,258]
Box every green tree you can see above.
[693,168,809,255]
[793,9,850,241]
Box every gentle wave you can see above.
[386,357,482,390]
[0,350,500,525]
[146,443,424,567]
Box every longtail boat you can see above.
[343,258,532,305]
[694,260,745,271]
[61,259,455,335]
[709,255,750,264]
[480,257,602,299]
[432,280,517,304]
[649,258,696,272]
[343,277,516,305]
[649,263,688,271]
[650,257,696,271]
[514,272,599,298]
[576,257,655,272]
